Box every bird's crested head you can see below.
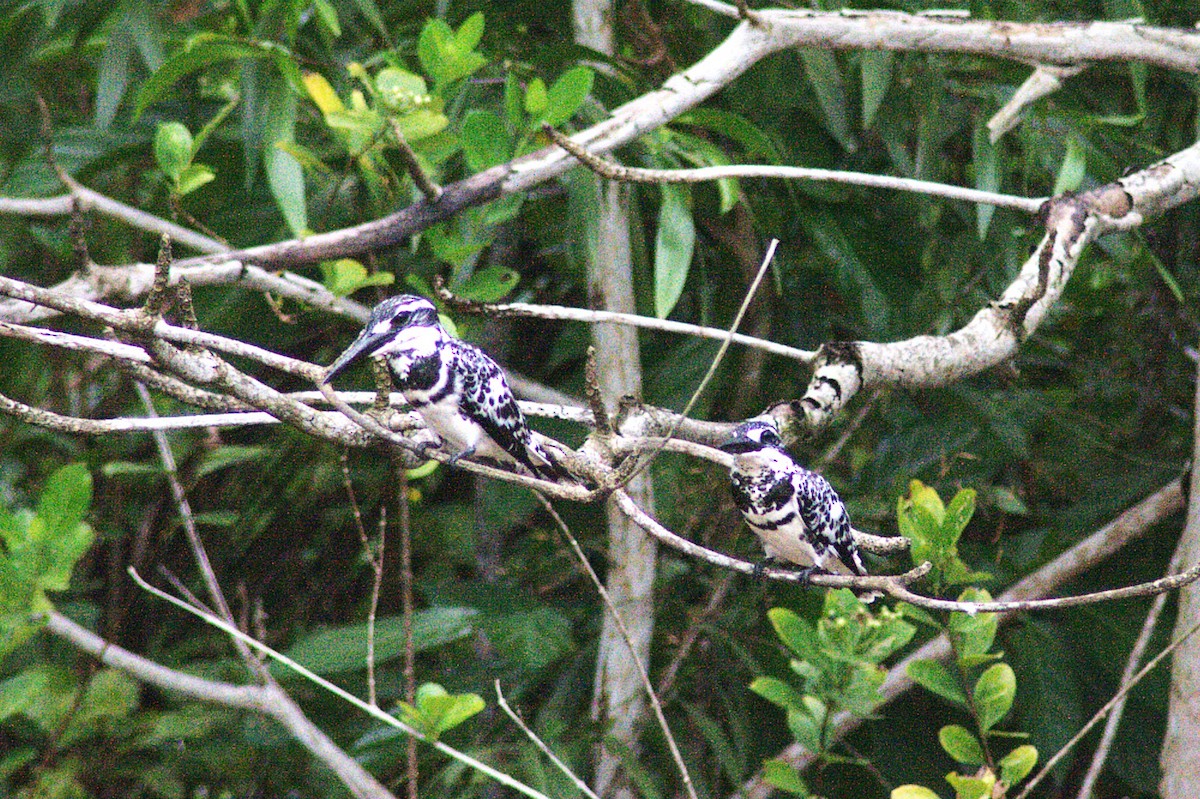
[324,295,442,384]
[718,418,784,455]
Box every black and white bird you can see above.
[719,418,868,580]
[324,295,565,480]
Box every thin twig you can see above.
[397,464,417,799]
[340,450,383,707]
[543,124,1046,213]
[1074,547,1183,799]
[440,293,814,363]
[1015,614,1200,799]
[535,493,700,799]
[133,381,264,676]
[495,681,602,799]
[617,238,779,488]
[389,120,443,202]
[128,567,554,799]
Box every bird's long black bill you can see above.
[323,328,390,384]
[718,432,757,454]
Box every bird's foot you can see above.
[752,557,782,580]
[445,444,477,469]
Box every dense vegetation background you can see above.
[1,0,1198,797]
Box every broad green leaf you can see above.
[504,71,524,127]
[175,163,215,196]
[456,266,518,302]
[1052,135,1087,195]
[461,110,511,172]
[860,50,893,129]
[907,480,946,525]
[136,34,272,117]
[749,676,804,711]
[375,68,429,111]
[944,772,994,799]
[391,109,449,142]
[897,602,941,628]
[319,258,395,297]
[397,683,485,739]
[973,118,999,239]
[524,78,548,116]
[653,184,695,318]
[799,48,858,152]
[892,787,942,799]
[0,747,36,780]
[195,446,268,478]
[543,66,594,126]
[676,108,780,162]
[95,23,133,129]
[989,486,1028,515]
[763,760,809,796]
[973,663,1016,731]
[949,589,998,659]
[313,0,340,37]
[941,489,976,547]
[907,659,967,707]
[349,0,389,40]
[263,84,307,236]
[37,464,92,541]
[455,12,485,51]
[939,725,985,765]
[279,608,478,675]
[786,705,824,753]
[59,670,139,747]
[999,744,1038,785]
[483,607,574,670]
[767,607,819,661]
[0,669,47,722]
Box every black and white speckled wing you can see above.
[792,469,868,576]
[449,341,556,478]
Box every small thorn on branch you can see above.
[143,235,175,320]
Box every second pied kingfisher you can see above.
[719,418,868,579]
[324,295,564,480]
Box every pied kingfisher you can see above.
[324,295,565,480]
[719,418,868,580]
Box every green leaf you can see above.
[941,489,976,547]
[461,110,511,172]
[892,786,943,799]
[653,184,695,318]
[973,663,1016,731]
[949,590,998,660]
[0,668,47,722]
[944,772,994,799]
[763,760,809,796]
[455,12,485,52]
[799,48,857,152]
[397,682,485,739]
[504,71,524,127]
[1053,135,1087,195]
[195,446,268,478]
[973,118,999,239]
[524,78,548,117]
[456,266,519,302]
[897,602,941,629]
[263,83,307,236]
[786,703,825,753]
[375,68,429,110]
[749,676,804,711]
[999,744,1038,785]
[939,725,985,765]
[59,669,139,747]
[483,607,575,670]
[175,163,215,196]
[767,607,819,661]
[95,24,133,129]
[313,0,340,37]
[676,109,780,163]
[279,607,478,675]
[136,34,273,117]
[542,66,594,126]
[349,0,389,40]
[907,659,967,707]
[860,50,893,130]
[37,464,92,541]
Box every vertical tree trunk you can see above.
[1159,359,1200,797]
[570,5,658,795]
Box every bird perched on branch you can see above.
[720,418,869,582]
[324,294,566,480]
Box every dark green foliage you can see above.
[0,0,1196,797]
